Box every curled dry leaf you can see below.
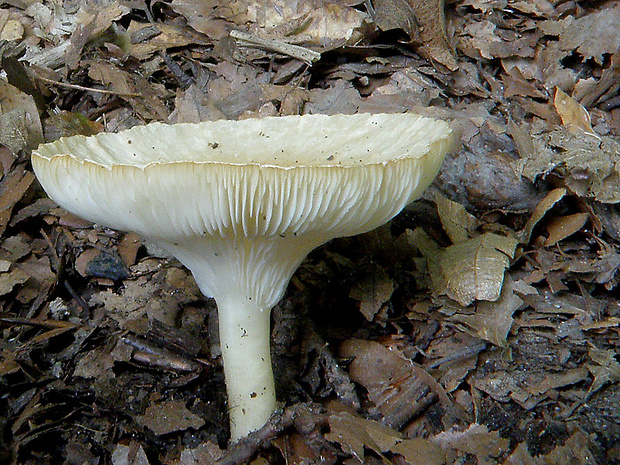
[518,187,566,244]
[544,212,589,247]
[553,87,597,137]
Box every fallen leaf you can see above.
[0,80,43,153]
[126,21,206,60]
[450,276,523,347]
[587,347,620,396]
[111,441,151,465]
[372,0,457,70]
[440,232,518,306]
[0,266,29,295]
[435,193,478,244]
[432,424,509,462]
[541,4,620,65]
[349,266,394,322]
[135,399,205,435]
[553,87,597,137]
[0,165,35,236]
[340,338,431,429]
[544,212,589,247]
[518,187,566,244]
[325,410,400,461]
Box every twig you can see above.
[230,30,321,65]
[35,76,140,97]
[427,341,487,369]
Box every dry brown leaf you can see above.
[172,0,367,50]
[440,232,518,306]
[111,441,151,465]
[135,399,205,436]
[373,0,457,70]
[518,187,566,244]
[391,438,445,465]
[126,21,207,60]
[340,338,431,429]
[541,3,620,65]
[86,60,169,121]
[435,193,478,244]
[587,347,620,396]
[544,212,589,247]
[553,87,597,137]
[325,410,401,461]
[514,128,620,203]
[432,423,509,462]
[73,347,115,380]
[0,266,29,295]
[349,266,394,322]
[450,276,522,347]
[0,80,43,153]
[0,165,35,236]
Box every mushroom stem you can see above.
[217,296,276,440]
[157,236,320,439]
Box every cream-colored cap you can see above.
[32,113,453,306]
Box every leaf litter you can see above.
[1,0,620,464]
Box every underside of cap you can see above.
[32,113,453,242]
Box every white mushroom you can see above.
[32,113,454,440]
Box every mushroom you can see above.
[32,113,454,440]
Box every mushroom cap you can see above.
[32,113,453,243]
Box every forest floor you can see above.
[1,0,620,464]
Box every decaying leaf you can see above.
[371,0,457,71]
[0,80,43,153]
[450,276,523,347]
[172,0,368,50]
[126,21,206,60]
[86,60,170,120]
[432,423,509,462]
[440,232,519,306]
[340,338,432,429]
[0,265,29,295]
[111,441,150,465]
[349,265,394,322]
[135,399,205,436]
[513,127,620,203]
[326,410,400,461]
[541,3,620,65]
[587,347,620,397]
[0,164,35,236]
[326,409,447,464]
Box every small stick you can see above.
[230,30,321,65]
[35,75,140,97]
